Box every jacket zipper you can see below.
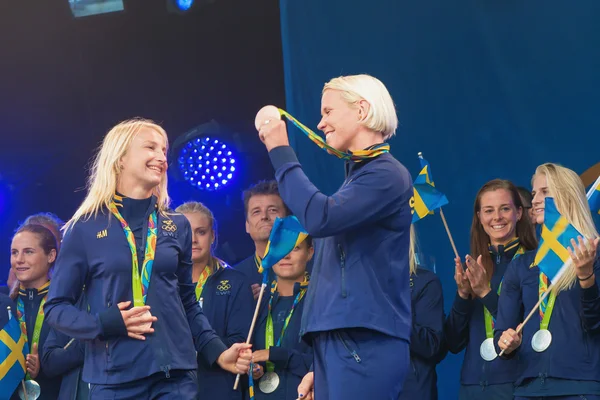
[339,244,347,298]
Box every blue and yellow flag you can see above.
[588,177,600,231]
[259,216,308,284]
[415,155,435,186]
[0,316,27,396]
[412,155,448,223]
[533,197,582,282]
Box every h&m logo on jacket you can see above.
[96,229,108,239]
[216,280,231,296]
[161,219,178,238]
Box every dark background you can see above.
[0,0,285,276]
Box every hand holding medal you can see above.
[256,105,289,152]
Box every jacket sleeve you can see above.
[443,292,474,354]
[493,259,523,359]
[480,291,500,320]
[177,218,227,365]
[269,345,313,379]
[410,274,447,363]
[580,252,600,333]
[222,275,254,347]
[41,327,84,378]
[269,146,412,238]
[44,223,127,340]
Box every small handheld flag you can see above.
[412,152,458,258]
[259,216,308,283]
[412,153,449,223]
[233,216,308,390]
[0,308,27,397]
[533,197,583,283]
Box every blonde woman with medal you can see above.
[444,179,537,400]
[43,119,251,399]
[9,224,60,400]
[496,163,600,400]
[251,236,313,399]
[257,74,412,400]
[176,201,254,400]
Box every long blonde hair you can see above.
[534,163,599,293]
[409,225,418,276]
[64,118,171,231]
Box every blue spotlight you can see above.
[178,137,237,191]
[176,0,194,11]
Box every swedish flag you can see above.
[0,316,27,396]
[259,216,308,284]
[533,197,582,282]
[412,155,448,223]
[415,155,435,186]
[588,177,600,231]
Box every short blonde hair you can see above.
[323,74,398,141]
[533,163,599,293]
[65,118,170,231]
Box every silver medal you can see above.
[259,371,280,394]
[18,380,41,400]
[138,309,153,330]
[531,329,552,352]
[480,337,498,361]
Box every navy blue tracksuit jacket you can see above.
[44,195,227,385]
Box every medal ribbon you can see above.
[195,261,224,300]
[108,200,157,306]
[278,109,390,162]
[539,271,557,330]
[483,242,525,339]
[265,280,307,373]
[254,253,262,273]
[17,281,50,380]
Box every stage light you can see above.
[176,0,194,11]
[178,137,237,191]
[166,0,195,13]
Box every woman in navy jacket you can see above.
[176,201,254,400]
[400,227,446,400]
[9,224,60,400]
[43,118,251,399]
[445,179,537,400]
[497,163,600,399]
[251,236,313,400]
[257,74,412,400]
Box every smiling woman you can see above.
[43,118,251,399]
[444,179,537,400]
[9,224,60,399]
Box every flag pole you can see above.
[586,174,600,198]
[417,152,460,259]
[233,282,267,390]
[439,208,460,260]
[498,286,553,357]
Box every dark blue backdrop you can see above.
[279,0,599,397]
